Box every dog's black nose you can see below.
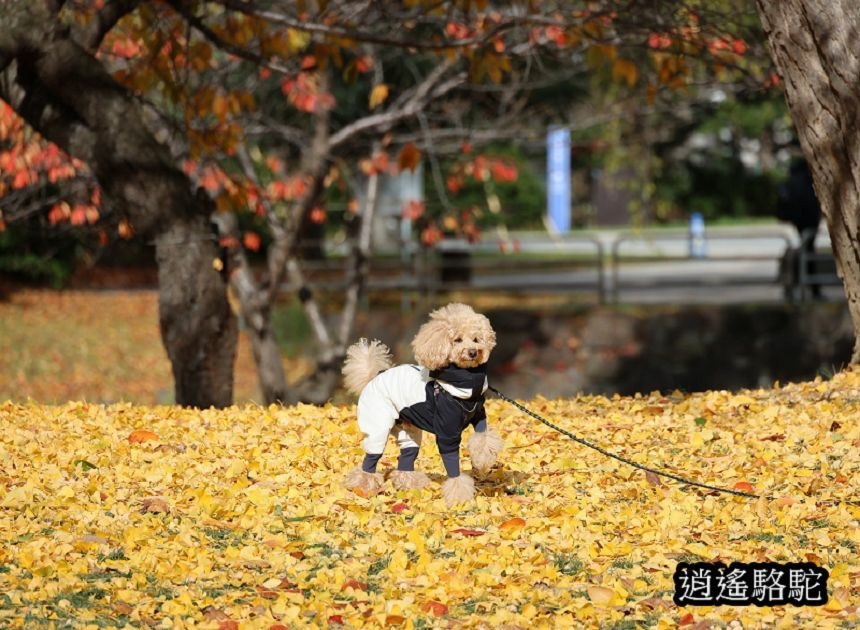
[468,349,478,359]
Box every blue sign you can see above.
[547,127,571,233]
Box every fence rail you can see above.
[279,230,842,304]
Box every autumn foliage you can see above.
[1,370,858,626]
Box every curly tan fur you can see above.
[468,429,504,473]
[390,470,432,490]
[342,338,393,395]
[411,303,496,370]
[441,474,476,506]
[344,466,384,497]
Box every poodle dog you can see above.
[342,303,504,506]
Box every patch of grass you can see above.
[203,527,249,550]
[49,586,108,608]
[838,538,858,552]
[611,558,635,569]
[97,547,127,562]
[554,554,583,576]
[742,533,784,544]
[368,555,391,577]
[144,574,175,600]
[808,519,831,528]
[81,569,132,582]
[604,614,661,629]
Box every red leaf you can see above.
[401,200,425,221]
[397,143,422,172]
[678,613,695,626]
[733,481,754,493]
[328,617,344,626]
[759,433,785,442]
[243,231,261,252]
[309,207,327,224]
[391,502,408,513]
[421,600,448,616]
[341,579,367,592]
[450,528,485,537]
[355,56,372,73]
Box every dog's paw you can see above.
[441,474,476,507]
[344,466,384,497]
[390,470,432,490]
[468,429,504,473]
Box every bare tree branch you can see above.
[212,0,518,51]
[328,60,464,150]
[338,142,380,347]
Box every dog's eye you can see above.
[473,337,479,343]
[454,337,463,343]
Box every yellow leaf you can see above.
[587,585,615,606]
[369,83,389,109]
[286,28,311,53]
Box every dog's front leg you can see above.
[441,474,476,506]
[439,450,475,506]
[467,418,503,474]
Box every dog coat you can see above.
[357,363,487,474]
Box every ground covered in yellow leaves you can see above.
[1,372,859,628]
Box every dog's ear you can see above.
[478,314,497,354]
[412,318,453,370]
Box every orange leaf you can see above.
[243,231,261,252]
[384,615,405,625]
[128,430,159,443]
[397,143,421,172]
[678,612,695,626]
[733,482,754,493]
[341,579,368,592]
[421,600,448,616]
[218,621,239,630]
[500,517,526,530]
[772,496,795,507]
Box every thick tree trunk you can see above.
[756,0,860,361]
[0,4,237,405]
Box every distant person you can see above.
[777,158,822,298]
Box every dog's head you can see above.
[411,303,496,370]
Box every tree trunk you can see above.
[0,4,237,405]
[756,0,860,361]
[212,210,288,405]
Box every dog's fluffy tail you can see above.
[342,338,393,396]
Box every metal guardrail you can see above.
[609,231,794,303]
[281,230,844,305]
[283,236,607,303]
